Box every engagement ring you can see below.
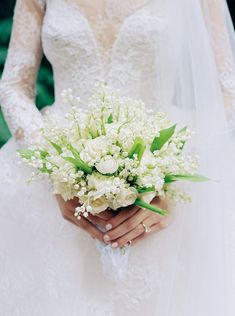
[142,223,152,233]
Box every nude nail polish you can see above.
[111,242,118,249]
[106,223,112,231]
[103,234,110,242]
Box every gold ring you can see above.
[142,223,152,233]
[127,240,132,246]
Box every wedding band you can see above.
[142,223,152,233]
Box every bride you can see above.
[0,0,235,315]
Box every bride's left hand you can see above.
[102,197,171,248]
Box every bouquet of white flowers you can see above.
[18,84,207,219]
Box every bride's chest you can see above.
[42,0,183,65]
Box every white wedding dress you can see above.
[1,0,235,315]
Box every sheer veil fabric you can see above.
[0,0,235,315]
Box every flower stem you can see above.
[134,199,168,216]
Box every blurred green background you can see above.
[0,1,234,148]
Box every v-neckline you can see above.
[65,0,153,68]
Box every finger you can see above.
[113,223,145,248]
[63,200,113,223]
[142,214,162,229]
[104,205,140,232]
[94,210,115,220]
[129,232,146,246]
[131,222,163,246]
[110,213,164,247]
[143,214,170,230]
[113,215,162,248]
[103,209,148,242]
[86,213,109,229]
[71,209,110,230]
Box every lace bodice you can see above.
[0,0,235,146]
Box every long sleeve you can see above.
[201,0,235,127]
[0,0,46,147]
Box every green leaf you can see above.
[164,174,209,184]
[63,156,78,165]
[136,143,146,161]
[150,124,177,152]
[47,139,62,154]
[39,150,50,159]
[17,149,49,160]
[135,199,168,216]
[177,126,188,151]
[67,144,93,173]
[128,137,146,161]
[17,149,35,159]
[107,113,113,124]
[178,141,186,151]
[128,137,141,158]
[67,144,80,159]
[40,150,50,159]
[178,126,188,134]
[39,162,52,175]
[63,156,93,174]
[137,187,156,194]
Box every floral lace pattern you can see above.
[65,0,151,66]
[0,0,46,146]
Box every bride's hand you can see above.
[102,197,171,248]
[56,195,113,241]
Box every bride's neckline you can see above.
[64,0,153,66]
[65,0,151,19]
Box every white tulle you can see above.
[0,0,235,315]
[95,241,131,282]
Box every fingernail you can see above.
[106,223,112,231]
[103,234,110,242]
[111,242,118,249]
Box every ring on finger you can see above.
[142,222,152,233]
[127,240,132,246]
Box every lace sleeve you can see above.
[0,0,46,147]
[201,0,235,127]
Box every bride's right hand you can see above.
[56,195,113,241]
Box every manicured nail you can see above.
[103,234,110,242]
[111,242,118,249]
[106,223,112,231]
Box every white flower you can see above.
[95,155,118,174]
[109,187,138,210]
[86,136,109,155]
[88,196,109,214]
[88,172,110,191]
[139,191,156,204]
[140,149,156,168]
[120,187,138,206]
[80,136,110,164]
